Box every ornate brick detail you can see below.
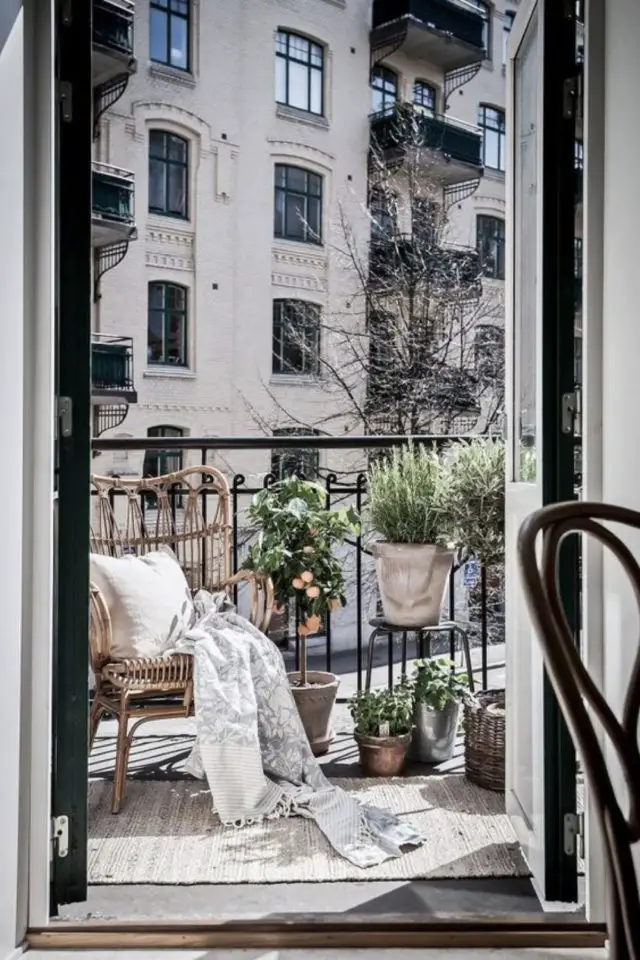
[145,252,194,271]
[272,272,328,293]
[272,248,327,271]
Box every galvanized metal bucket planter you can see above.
[411,701,460,764]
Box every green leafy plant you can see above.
[412,657,469,712]
[245,477,360,683]
[368,443,450,545]
[348,681,414,738]
[444,439,505,566]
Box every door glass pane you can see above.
[514,10,539,481]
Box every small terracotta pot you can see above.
[354,731,411,777]
[289,670,339,757]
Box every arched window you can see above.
[274,164,323,244]
[143,425,184,478]
[413,79,436,115]
[275,30,324,115]
[272,299,320,376]
[476,215,505,280]
[148,130,189,218]
[147,281,188,366]
[370,65,397,115]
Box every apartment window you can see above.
[148,131,188,218]
[147,281,188,365]
[272,300,320,376]
[150,0,190,70]
[370,188,396,239]
[271,428,320,480]
[475,324,505,381]
[274,164,323,244]
[413,80,436,115]
[468,0,491,57]
[276,30,324,115]
[477,215,505,280]
[503,11,515,64]
[143,426,184,479]
[371,66,397,115]
[478,104,506,172]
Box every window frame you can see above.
[275,29,325,117]
[502,10,516,64]
[468,0,492,58]
[272,299,321,378]
[143,425,185,479]
[413,79,436,115]
[476,214,506,280]
[149,0,191,72]
[147,280,189,367]
[478,103,506,172]
[274,164,323,245]
[271,427,320,481]
[148,130,189,219]
[370,65,398,116]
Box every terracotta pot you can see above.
[354,731,411,777]
[370,541,455,627]
[289,670,339,757]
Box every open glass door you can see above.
[51,0,92,910]
[505,0,580,903]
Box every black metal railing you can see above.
[93,0,135,57]
[371,105,483,170]
[372,0,485,51]
[370,234,482,292]
[92,435,504,695]
[92,334,136,398]
[92,162,135,224]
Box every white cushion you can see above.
[90,548,195,661]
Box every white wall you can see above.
[599,0,640,889]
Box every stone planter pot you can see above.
[289,670,339,757]
[411,700,460,764]
[354,731,411,777]
[370,542,455,627]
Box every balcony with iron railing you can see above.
[92,334,137,403]
[371,104,483,185]
[371,0,485,71]
[91,162,137,248]
[92,0,136,86]
[370,234,482,295]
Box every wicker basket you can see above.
[463,688,505,792]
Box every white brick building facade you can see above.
[93,0,515,480]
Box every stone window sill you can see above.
[144,367,196,380]
[269,375,321,386]
[276,104,329,131]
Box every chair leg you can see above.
[112,698,130,815]
[89,698,104,752]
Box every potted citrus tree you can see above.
[368,443,453,627]
[348,681,413,777]
[245,477,360,756]
[411,657,469,763]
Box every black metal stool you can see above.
[364,617,475,693]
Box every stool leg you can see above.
[365,629,377,691]
[459,627,475,693]
[388,632,394,689]
[401,631,408,680]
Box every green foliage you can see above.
[348,680,414,738]
[368,443,450,545]
[245,476,360,626]
[412,657,469,711]
[444,439,505,566]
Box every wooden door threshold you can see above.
[28,917,607,951]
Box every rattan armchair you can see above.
[89,466,273,814]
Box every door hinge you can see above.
[58,81,73,123]
[563,811,584,857]
[561,389,581,435]
[51,815,69,859]
[563,76,578,120]
[58,396,73,438]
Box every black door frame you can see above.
[51,0,92,910]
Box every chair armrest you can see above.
[89,580,112,675]
[223,570,274,634]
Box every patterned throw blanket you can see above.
[169,592,424,869]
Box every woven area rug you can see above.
[88,775,529,884]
